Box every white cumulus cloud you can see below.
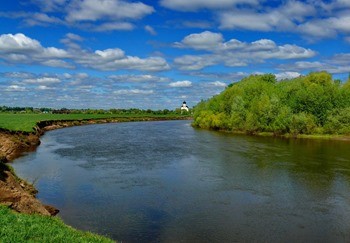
[109,74,169,83]
[5,85,26,92]
[113,89,154,95]
[1,0,154,33]
[275,72,301,80]
[76,51,170,71]
[160,0,258,11]
[0,33,170,72]
[145,25,157,35]
[24,77,61,84]
[66,0,154,22]
[169,80,192,87]
[174,31,316,70]
[210,81,227,87]
[219,1,315,31]
[0,33,72,68]
[0,33,41,52]
[175,31,224,50]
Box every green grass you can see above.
[0,113,187,132]
[0,206,114,242]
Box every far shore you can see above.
[193,126,350,142]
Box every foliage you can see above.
[324,108,350,134]
[0,206,113,242]
[290,112,317,135]
[193,72,350,135]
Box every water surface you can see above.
[13,120,350,242]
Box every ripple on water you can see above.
[11,120,350,242]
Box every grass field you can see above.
[0,206,114,242]
[0,113,187,132]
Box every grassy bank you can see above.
[250,131,350,140]
[199,127,350,141]
[0,113,190,132]
[0,206,113,242]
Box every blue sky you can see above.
[0,0,350,109]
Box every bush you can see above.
[270,106,292,135]
[290,113,317,135]
[324,108,350,134]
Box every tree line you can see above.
[0,106,191,116]
[193,71,350,136]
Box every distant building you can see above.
[181,101,189,112]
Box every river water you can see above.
[12,120,350,242]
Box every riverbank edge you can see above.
[0,116,192,216]
[192,125,350,141]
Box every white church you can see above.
[180,101,189,112]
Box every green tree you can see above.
[192,71,350,136]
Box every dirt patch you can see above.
[0,163,52,215]
[0,131,40,162]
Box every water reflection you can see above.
[12,120,350,242]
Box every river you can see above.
[12,120,350,242]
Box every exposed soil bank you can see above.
[0,129,56,216]
[0,117,191,216]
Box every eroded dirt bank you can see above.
[0,129,56,216]
[0,117,191,216]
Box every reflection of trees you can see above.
[287,139,350,199]
[194,128,350,196]
[193,130,350,241]
[238,135,350,197]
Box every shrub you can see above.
[290,113,317,135]
[324,108,350,134]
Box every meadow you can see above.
[0,113,187,132]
